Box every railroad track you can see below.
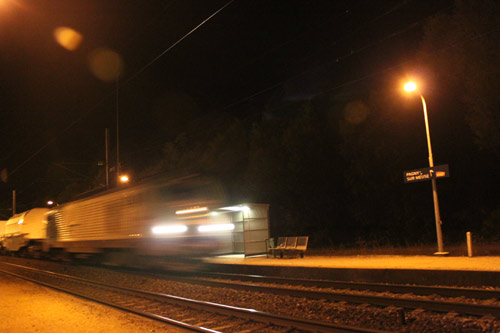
[163,272,500,319]
[0,261,384,333]
[198,271,500,299]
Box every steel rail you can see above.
[167,273,500,318]
[199,271,500,300]
[0,265,216,333]
[0,262,385,333]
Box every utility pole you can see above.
[12,189,16,216]
[105,128,110,189]
[115,77,120,184]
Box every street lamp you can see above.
[119,175,129,184]
[404,81,447,255]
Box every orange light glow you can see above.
[403,81,417,92]
[0,0,29,11]
[53,27,83,51]
[119,175,129,183]
[88,48,123,82]
[176,207,208,215]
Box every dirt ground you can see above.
[0,273,186,333]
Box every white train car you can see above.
[0,176,272,269]
[43,175,231,266]
[0,220,6,250]
[2,208,49,253]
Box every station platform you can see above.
[206,254,500,287]
[209,254,500,271]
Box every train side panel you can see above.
[54,186,147,241]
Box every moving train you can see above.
[0,175,236,268]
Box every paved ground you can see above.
[208,254,500,271]
[0,273,187,333]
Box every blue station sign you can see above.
[404,164,450,183]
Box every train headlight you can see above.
[152,225,188,235]
[197,223,235,233]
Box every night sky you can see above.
[1,0,461,216]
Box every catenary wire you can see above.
[7,0,234,178]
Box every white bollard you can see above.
[466,231,473,257]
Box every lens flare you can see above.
[53,27,83,51]
[88,48,124,82]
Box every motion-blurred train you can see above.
[0,175,237,268]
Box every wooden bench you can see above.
[266,236,308,258]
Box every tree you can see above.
[415,0,500,240]
[245,101,346,246]
[418,0,500,157]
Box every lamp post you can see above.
[404,81,446,255]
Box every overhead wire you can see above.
[124,0,424,159]
[7,0,234,178]
[124,1,445,150]
[121,0,234,88]
[125,2,484,166]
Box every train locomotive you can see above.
[0,175,234,268]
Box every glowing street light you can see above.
[403,81,446,255]
[403,81,417,92]
[119,175,129,183]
